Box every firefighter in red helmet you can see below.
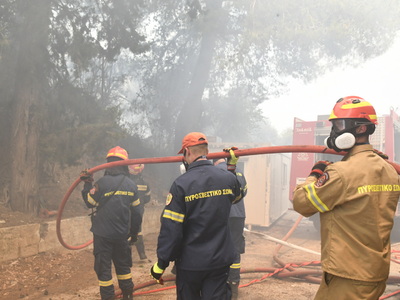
[129,164,151,261]
[324,96,378,152]
[80,146,142,300]
[293,97,400,300]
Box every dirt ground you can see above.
[2,209,400,300]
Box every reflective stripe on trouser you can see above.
[228,251,241,283]
[314,272,386,300]
[94,235,134,300]
[228,217,245,283]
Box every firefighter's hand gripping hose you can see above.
[150,262,165,285]
[309,160,332,178]
[223,146,239,172]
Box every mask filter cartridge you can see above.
[334,132,356,150]
[324,132,355,151]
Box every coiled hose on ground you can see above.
[120,218,400,299]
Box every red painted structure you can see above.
[289,109,400,201]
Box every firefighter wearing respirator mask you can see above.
[324,96,377,152]
[292,96,400,300]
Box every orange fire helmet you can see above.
[106,146,129,160]
[329,96,378,125]
[129,164,144,175]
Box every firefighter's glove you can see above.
[150,262,165,285]
[223,147,239,172]
[128,234,138,245]
[373,149,389,160]
[79,169,94,183]
[309,161,331,179]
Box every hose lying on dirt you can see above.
[118,212,400,299]
[113,263,400,298]
[272,214,321,284]
[245,227,321,256]
[113,225,400,299]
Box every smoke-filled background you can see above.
[1,0,400,214]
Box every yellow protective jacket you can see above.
[293,144,400,282]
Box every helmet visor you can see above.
[331,119,347,133]
[331,118,372,133]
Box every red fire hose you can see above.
[56,145,400,250]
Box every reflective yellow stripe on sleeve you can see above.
[137,184,148,191]
[163,209,185,223]
[304,183,330,213]
[87,194,98,206]
[131,199,140,207]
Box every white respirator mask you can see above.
[324,132,355,152]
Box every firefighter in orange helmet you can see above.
[150,132,245,299]
[80,146,142,300]
[129,164,151,261]
[293,97,400,300]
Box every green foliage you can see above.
[49,0,149,74]
[0,0,150,211]
[233,0,400,79]
[122,0,400,148]
[1,0,400,171]
[0,0,150,166]
[40,80,127,166]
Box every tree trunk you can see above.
[174,0,224,147]
[9,0,51,213]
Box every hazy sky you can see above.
[261,33,400,134]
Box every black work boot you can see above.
[122,290,133,299]
[229,282,239,299]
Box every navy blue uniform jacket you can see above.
[81,174,142,239]
[130,173,151,216]
[157,159,243,271]
[215,161,247,218]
